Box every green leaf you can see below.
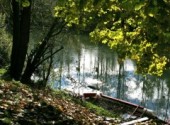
[22,0,30,7]
[135,3,145,11]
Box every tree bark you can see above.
[10,0,31,80]
[20,58,35,84]
[10,0,21,80]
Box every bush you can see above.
[0,14,12,68]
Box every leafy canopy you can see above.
[54,0,170,76]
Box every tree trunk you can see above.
[10,0,21,80]
[10,0,31,80]
[20,59,35,84]
[21,19,65,84]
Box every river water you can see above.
[50,33,170,121]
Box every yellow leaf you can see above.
[102,39,107,44]
[148,13,154,17]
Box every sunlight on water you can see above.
[51,34,170,121]
[124,59,135,71]
[126,80,143,100]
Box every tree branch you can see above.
[35,46,64,69]
[51,22,67,38]
[44,48,53,84]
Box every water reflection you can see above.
[51,34,170,121]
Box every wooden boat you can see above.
[100,94,156,118]
[82,92,168,124]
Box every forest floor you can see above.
[0,80,163,125]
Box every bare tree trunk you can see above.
[20,20,56,83]
[43,48,53,86]
[21,19,64,84]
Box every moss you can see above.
[82,101,118,118]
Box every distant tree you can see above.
[0,26,11,68]
[0,0,12,68]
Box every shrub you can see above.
[0,14,12,68]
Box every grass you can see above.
[54,90,120,118]
[0,68,6,76]
[82,101,118,118]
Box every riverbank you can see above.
[0,79,121,124]
[0,80,163,124]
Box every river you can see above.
[49,33,170,121]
